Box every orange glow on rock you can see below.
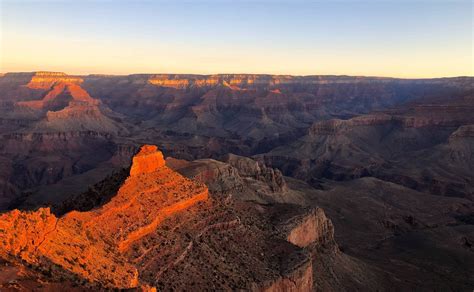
[129,145,166,176]
[0,145,209,289]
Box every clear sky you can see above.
[0,0,472,77]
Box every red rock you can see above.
[129,145,166,176]
[0,145,208,289]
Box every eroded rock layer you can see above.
[0,145,208,289]
[0,145,334,291]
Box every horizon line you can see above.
[1,70,473,80]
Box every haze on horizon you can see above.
[0,0,472,78]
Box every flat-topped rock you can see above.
[130,145,166,176]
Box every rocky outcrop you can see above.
[270,205,336,249]
[42,103,122,133]
[167,158,245,193]
[167,155,300,203]
[285,208,335,248]
[0,208,57,262]
[449,124,474,139]
[224,153,287,192]
[130,145,165,176]
[0,145,209,289]
[257,208,337,292]
[257,261,313,292]
[255,206,337,292]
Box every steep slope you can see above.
[0,145,208,288]
[0,145,346,290]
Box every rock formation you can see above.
[0,145,208,289]
[26,72,83,89]
[130,145,165,175]
[283,208,335,248]
[0,145,342,290]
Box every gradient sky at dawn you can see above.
[0,0,472,77]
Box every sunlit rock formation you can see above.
[130,145,165,176]
[26,72,83,89]
[18,82,98,110]
[0,145,208,289]
[0,144,346,290]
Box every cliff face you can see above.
[285,208,335,248]
[257,261,313,292]
[130,145,165,176]
[255,206,339,292]
[26,72,83,89]
[168,155,343,292]
[136,74,473,90]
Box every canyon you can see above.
[0,71,473,290]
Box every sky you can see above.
[0,0,472,77]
